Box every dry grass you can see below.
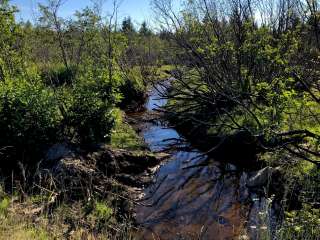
[0,195,135,240]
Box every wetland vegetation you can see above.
[0,0,319,239]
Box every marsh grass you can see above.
[257,152,320,240]
[110,109,145,150]
[0,183,135,240]
[276,165,320,240]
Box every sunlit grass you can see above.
[0,194,134,240]
[110,108,145,150]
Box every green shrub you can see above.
[118,68,146,110]
[0,72,118,165]
[0,77,61,165]
[276,166,320,240]
[94,201,113,221]
[40,65,76,87]
[110,109,144,150]
[277,204,320,240]
[0,197,10,216]
[59,75,116,146]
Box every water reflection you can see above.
[134,86,264,239]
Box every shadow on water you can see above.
[131,84,272,240]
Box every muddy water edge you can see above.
[127,83,277,240]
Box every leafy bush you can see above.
[0,72,118,166]
[59,76,116,145]
[0,197,10,216]
[40,65,76,87]
[0,1,25,81]
[118,67,147,111]
[84,200,116,231]
[277,204,320,240]
[94,201,113,221]
[0,77,61,165]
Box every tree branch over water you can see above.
[152,0,320,165]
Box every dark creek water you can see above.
[132,84,273,240]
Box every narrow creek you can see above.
[130,83,274,240]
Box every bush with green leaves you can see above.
[0,77,62,164]
[0,70,120,166]
[0,197,10,216]
[59,74,117,146]
[40,64,76,87]
[0,0,26,81]
[277,204,320,240]
[118,67,147,111]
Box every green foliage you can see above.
[0,0,25,80]
[40,64,75,86]
[0,77,61,160]
[0,197,10,216]
[0,195,134,240]
[118,67,146,110]
[59,75,116,145]
[139,21,152,36]
[83,199,117,232]
[0,71,119,163]
[94,201,113,221]
[121,17,135,34]
[278,204,320,240]
[0,0,159,168]
[21,227,51,240]
[0,1,161,239]
[156,65,175,79]
[161,8,320,239]
[167,15,319,148]
[110,109,144,150]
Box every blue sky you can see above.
[11,0,164,27]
